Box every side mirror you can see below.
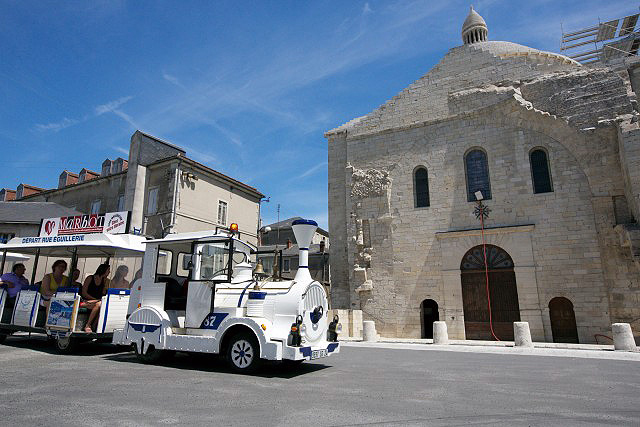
[182,255,193,270]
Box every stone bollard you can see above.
[432,321,448,345]
[350,310,363,340]
[513,322,533,348]
[363,320,377,342]
[612,323,637,351]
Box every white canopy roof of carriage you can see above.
[0,233,146,257]
[1,251,30,261]
[145,231,256,252]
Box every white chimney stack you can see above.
[291,218,318,282]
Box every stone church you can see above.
[325,7,640,343]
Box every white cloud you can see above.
[35,95,136,133]
[134,0,450,137]
[181,144,218,166]
[163,72,185,88]
[112,146,129,156]
[95,96,133,116]
[362,2,372,15]
[35,117,78,132]
[296,161,328,179]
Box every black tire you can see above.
[55,336,78,354]
[0,333,7,344]
[226,332,262,374]
[134,343,174,364]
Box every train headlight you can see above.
[287,315,303,347]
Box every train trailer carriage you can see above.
[0,232,146,352]
[113,219,340,373]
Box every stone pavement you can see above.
[341,337,640,362]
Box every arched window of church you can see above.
[530,148,553,194]
[414,167,430,208]
[465,149,491,201]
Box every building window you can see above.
[465,149,491,201]
[414,167,430,208]
[147,187,159,215]
[283,259,290,273]
[218,200,228,225]
[90,200,101,214]
[117,194,125,212]
[530,148,553,194]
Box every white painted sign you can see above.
[12,290,40,327]
[39,211,130,237]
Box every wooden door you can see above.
[461,271,520,340]
[549,297,579,343]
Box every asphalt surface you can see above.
[0,336,639,426]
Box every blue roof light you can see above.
[292,219,318,226]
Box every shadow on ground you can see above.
[104,350,332,379]
[1,334,129,356]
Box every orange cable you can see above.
[480,210,500,341]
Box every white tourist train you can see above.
[0,212,340,373]
[114,218,340,372]
[0,211,146,352]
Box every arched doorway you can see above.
[549,297,579,343]
[421,299,439,339]
[460,244,520,340]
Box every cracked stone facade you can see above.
[325,9,640,342]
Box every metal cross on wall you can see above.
[474,200,491,221]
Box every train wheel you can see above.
[226,332,262,374]
[55,336,78,354]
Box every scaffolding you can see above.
[561,12,640,64]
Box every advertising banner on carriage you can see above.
[46,296,78,330]
[39,211,130,237]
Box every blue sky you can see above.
[1,0,636,229]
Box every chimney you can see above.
[286,239,293,249]
[291,218,318,282]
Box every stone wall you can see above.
[329,91,639,341]
[327,41,580,139]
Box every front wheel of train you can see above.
[55,336,78,354]
[226,333,262,374]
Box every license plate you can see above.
[311,349,328,359]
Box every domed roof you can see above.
[462,6,487,33]
[470,41,581,65]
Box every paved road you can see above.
[0,336,639,426]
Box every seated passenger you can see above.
[80,264,110,333]
[41,260,68,307]
[71,269,83,289]
[130,268,143,289]
[110,265,130,289]
[0,263,29,308]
